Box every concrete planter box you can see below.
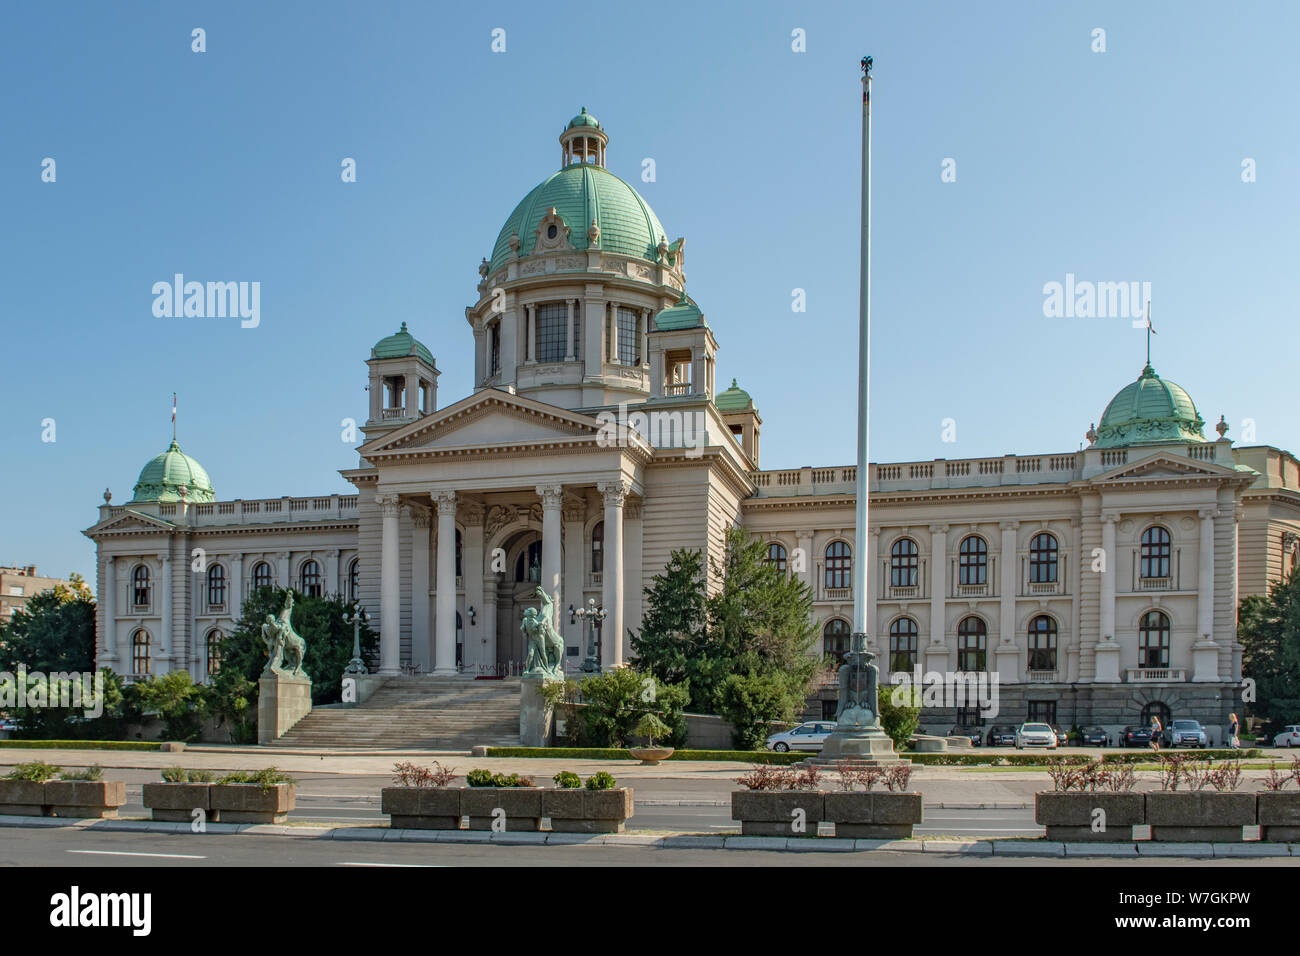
[462,787,543,831]
[0,780,48,816]
[381,787,463,830]
[543,788,634,833]
[1035,792,1145,841]
[142,782,216,823]
[210,783,295,824]
[45,781,126,819]
[824,791,923,838]
[1146,791,1256,842]
[1257,792,1300,842]
[731,791,825,837]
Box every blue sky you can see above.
[3,1,1297,583]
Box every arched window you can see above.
[958,535,987,586]
[957,617,987,672]
[765,542,788,574]
[516,541,542,583]
[1027,615,1058,671]
[1140,526,1172,579]
[131,629,151,676]
[591,522,604,574]
[1140,701,1172,729]
[1139,610,1171,668]
[206,629,223,676]
[889,617,919,672]
[1029,533,1058,584]
[206,564,226,607]
[348,559,359,602]
[823,619,851,663]
[252,561,273,591]
[455,529,463,578]
[300,559,322,597]
[824,541,852,590]
[132,565,151,607]
[890,537,918,588]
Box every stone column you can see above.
[405,372,419,416]
[925,525,948,671]
[278,551,291,589]
[562,499,585,654]
[565,299,576,361]
[326,550,339,600]
[410,507,432,672]
[796,530,814,594]
[640,308,650,365]
[434,491,458,675]
[995,522,1021,681]
[230,554,243,613]
[1094,513,1122,683]
[537,485,564,627]
[378,494,402,675]
[1192,508,1220,681]
[525,304,536,364]
[608,304,618,362]
[599,480,627,668]
[462,504,485,672]
[483,578,498,672]
[159,553,173,667]
[500,298,519,381]
[582,289,604,380]
[102,556,117,665]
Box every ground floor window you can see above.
[822,699,838,721]
[1026,700,1057,724]
[955,706,984,727]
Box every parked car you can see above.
[949,725,983,746]
[766,721,836,753]
[1272,725,1300,748]
[1162,719,1208,748]
[1015,722,1059,749]
[0,717,17,733]
[1051,725,1069,746]
[986,725,1018,747]
[1121,725,1153,748]
[1079,726,1110,747]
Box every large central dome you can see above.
[487,109,667,275]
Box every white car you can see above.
[766,721,836,753]
[1273,725,1300,747]
[1015,722,1059,749]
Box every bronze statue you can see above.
[521,586,565,679]
[262,591,309,680]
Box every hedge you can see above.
[904,753,1094,767]
[1100,748,1261,764]
[483,747,810,765]
[0,739,164,752]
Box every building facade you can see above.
[85,111,1300,740]
[0,566,78,625]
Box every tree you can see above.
[879,684,922,751]
[1239,570,1300,725]
[557,668,689,747]
[0,584,96,675]
[132,671,204,741]
[630,548,707,690]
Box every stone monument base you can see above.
[519,675,555,748]
[258,674,312,746]
[805,729,906,767]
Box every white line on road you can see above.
[338,861,445,868]
[68,850,207,860]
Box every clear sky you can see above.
[2,1,1297,584]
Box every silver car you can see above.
[1015,722,1058,749]
[766,721,836,752]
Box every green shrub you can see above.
[585,771,616,791]
[879,684,921,751]
[188,769,215,783]
[1101,748,1259,764]
[5,760,60,782]
[481,747,808,764]
[161,766,188,783]
[0,739,159,751]
[60,764,102,781]
[633,713,672,748]
[466,769,493,787]
[553,771,581,789]
[214,767,293,790]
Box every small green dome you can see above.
[567,107,601,129]
[488,164,666,274]
[372,322,434,366]
[131,440,215,503]
[654,292,705,331]
[1094,364,1207,448]
[716,379,754,412]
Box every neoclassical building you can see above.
[85,110,1300,739]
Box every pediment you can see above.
[86,509,175,536]
[360,390,608,459]
[1092,452,1232,483]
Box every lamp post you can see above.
[575,598,607,673]
[343,603,370,675]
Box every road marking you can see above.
[338,861,445,868]
[68,850,206,860]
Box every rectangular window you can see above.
[489,323,501,376]
[536,303,567,363]
[617,308,640,365]
[955,707,984,727]
[1026,701,1057,724]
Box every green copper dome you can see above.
[488,164,666,274]
[654,292,705,331]
[715,379,754,412]
[131,440,215,503]
[568,107,601,129]
[1094,364,1207,448]
[372,322,434,366]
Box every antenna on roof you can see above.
[171,392,177,441]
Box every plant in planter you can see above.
[144,767,218,822]
[460,770,543,832]
[544,770,634,833]
[1257,755,1300,842]
[209,767,296,824]
[731,764,824,837]
[585,771,616,790]
[46,763,125,818]
[382,761,461,830]
[628,714,675,765]
[823,761,921,839]
[553,771,582,789]
[1035,756,1142,842]
[0,761,59,816]
[1146,755,1254,842]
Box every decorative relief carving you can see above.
[485,505,511,538]
[410,506,432,529]
[625,500,642,520]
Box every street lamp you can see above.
[343,602,370,675]
[575,598,607,673]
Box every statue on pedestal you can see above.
[521,586,564,680]
[261,591,309,680]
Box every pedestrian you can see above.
[1228,712,1240,749]
[1150,714,1162,751]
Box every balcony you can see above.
[381,407,406,420]
[957,584,988,598]
[823,587,852,602]
[1138,577,1173,591]
[1125,667,1187,683]
[1026,669,1059,683]
[888,585,919,600]
[663,382,694,397]
[1027,580,1060,596]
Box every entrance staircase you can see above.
[271,677,521,750]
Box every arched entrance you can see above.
[1140,700,1172,729]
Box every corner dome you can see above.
[654,291,705,331]
[716,379,754,412]
[568,107,601,129]
[1094,364,1207,448]
[372,322,434,366]
[131,440,215,503]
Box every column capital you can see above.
[929,523,948,534]
[105,555,115,567]
[327,548,340,559]
[598,479,628,507]
[536,484,565,509]
[375,493,402,516]
[797,529,814,541]
[435,490,458,515]
[1198,508,1218,520]
[1000,520,1019,533]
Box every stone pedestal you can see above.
[258,674,312,746]
[816,730,904,766]
[519,676,554,748]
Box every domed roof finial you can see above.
[103,487,112,504]
[1216,415,1229,438]
[560,108,607,168]
[1086,422,1098,445]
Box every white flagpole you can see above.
[853,57,872,644]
